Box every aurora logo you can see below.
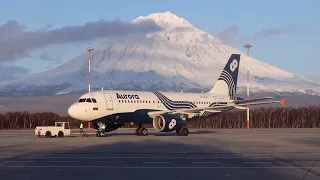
[116,93,140,99]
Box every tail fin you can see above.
[208,54,241,100]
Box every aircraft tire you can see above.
[96,131,105,137]
[178,127,189,136]
[135,128,141,136]
[139,128,148,136]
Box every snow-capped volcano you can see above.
[0,11,319,97]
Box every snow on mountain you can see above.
[0,11,320,96]
[305,75,320,83]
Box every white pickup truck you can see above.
[35,122,71,138]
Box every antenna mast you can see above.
[243,43,252,129]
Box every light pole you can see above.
[86,47,94,129]
[87,47,94,92]
[243,43,252,129]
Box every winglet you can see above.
[280,98,286,107]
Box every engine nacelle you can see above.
[152,113,186,132]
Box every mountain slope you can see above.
[0,11,319,96]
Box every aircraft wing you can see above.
[147,98,286,118]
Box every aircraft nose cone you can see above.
[68,104,77,119]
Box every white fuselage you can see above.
[67,90,233,122]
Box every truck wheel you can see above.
[58,131,64,138]
[45,131,51,138]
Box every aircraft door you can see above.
[156,98,161,108]
[103,93,113,110]
[213,97,220,107]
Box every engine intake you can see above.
[152,113,186,132]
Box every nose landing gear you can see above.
[96,122,106,137]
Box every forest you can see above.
[0,106,319,129]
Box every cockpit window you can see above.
[78,98,97,103]
[78,98,86,102]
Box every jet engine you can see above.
[152,113,186,132]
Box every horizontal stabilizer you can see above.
[235,97,273,105]
[235,98,286,108]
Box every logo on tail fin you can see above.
[230,59,238,72]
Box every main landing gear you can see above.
[134,125,189,136]
[176,127,189,136]
[135,126,148,136]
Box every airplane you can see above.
[67,54,285,137]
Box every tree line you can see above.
[0,106,319,130]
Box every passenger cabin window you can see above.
[86,98,92,103]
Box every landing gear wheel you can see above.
[135,128,141,136]
[138,128,148,136]
[177,127,189,136]
[96,130,105,137]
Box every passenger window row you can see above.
[78,98,223,105]
[78,98,97,103]
[119,100,155,103]
[118,100,220,105]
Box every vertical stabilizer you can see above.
[208,54,241,100]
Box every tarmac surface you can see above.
[0,128,319,180]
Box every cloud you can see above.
[0,64,30,82]
[253,24,307,38]
[39,52,62,62]
[216,25,240,44]
[0,19,163,62]
[216,24,307,44]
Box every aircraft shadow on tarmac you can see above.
[66,130,217,137]
[106,130,216,137]
[0,139,308,180]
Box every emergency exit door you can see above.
[103,93,113,110]
[156,98,161,108]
